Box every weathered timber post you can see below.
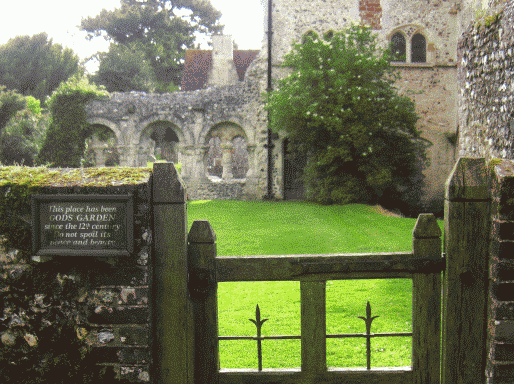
[442,157,490,384]
[152,163,194,383]
[301,280,326,380]
[188,220,219,384]
[412,213,442,384]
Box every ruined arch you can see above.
[199,116,254,146]
[204,122,250,180]
[138,120,183,166]
[86,117,123,145]
[139,115,191,146]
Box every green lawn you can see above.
[187,200,443,370]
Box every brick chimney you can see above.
[207,35,239,87]
[359,0,382,29]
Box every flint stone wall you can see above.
[457,1,514,160]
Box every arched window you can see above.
[411,33,426,63]
[391,32,406,62]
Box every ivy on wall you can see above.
[37,76,108,168]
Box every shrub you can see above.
[266,25,428,215]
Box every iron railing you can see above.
[219,301,412,371]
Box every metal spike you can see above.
[248,304,269,371]
[357,301,380,370]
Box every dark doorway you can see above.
[283,138,305,200]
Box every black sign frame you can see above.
[31,194,134,257]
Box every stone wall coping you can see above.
[390,63,457,68]
[0,166,152,188]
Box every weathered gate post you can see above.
[152,163,194,383]
[187,220,219,384]
[442,157,491,383]
[412,213,442,384]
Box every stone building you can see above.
[85,0,487,211]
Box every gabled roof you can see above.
[180,49,259,91]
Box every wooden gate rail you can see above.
[216,252,443,281]
[188,214,442,384]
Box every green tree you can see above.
[81,0,223,91]
[37,76,108,167]
[267,26,428,215]
[90,42,155,92]
[0,86,26,133]
[0,33,80,103]
[0,95,48,166]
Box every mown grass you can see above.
[187,200,443,370]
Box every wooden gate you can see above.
[187,213,443,384]
[153,157,491,384]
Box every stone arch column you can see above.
[138,136,155,167]
[177,143,195,178]
[245,144,257,178]
[221,141,234,180]
[116,145,130,166]
[194,146,210,180]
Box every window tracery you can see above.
[389,26,429,65]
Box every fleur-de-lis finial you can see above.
[249,304,268,371]
[358,301,379,334]
[249,304,268,335]
[358,301,379,370]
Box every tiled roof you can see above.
[180,50,260,91]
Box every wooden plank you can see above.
[188,220,219,384]
[301,281,326,376]
[412,214,442,384]
[218,368,412,384]
[152,163,193,384]
[216,252,445,282]
[442,157,490,384]
[412,273,441,383]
